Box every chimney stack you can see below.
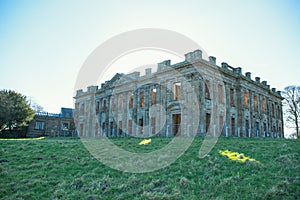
[255,77,260,83]
[245,72,251,79]
[145,68,152,76]
[209,56,216,65]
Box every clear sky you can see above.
[0,1,299,116]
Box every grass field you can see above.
[0,137,299,199]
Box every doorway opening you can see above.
[172,114,181,136]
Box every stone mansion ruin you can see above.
[74,49,284,138]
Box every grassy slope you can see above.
[0,137,299,200]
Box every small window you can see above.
[35,121,45,130]
[173,82,181,100]
[62,122,69,130]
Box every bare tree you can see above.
[282,86,300,139]
[28,97,44,112]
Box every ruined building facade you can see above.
[74,50,284,138]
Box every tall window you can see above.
[254,95,258,111]
[140,92,144,107]
[271,103,275,117]
[230,89,234,106]
[205,80,210,99]
[206,113,211,133]
[219,116,224,134]
[218,84,223,103]
[139,118,143,134]
[128,120,132,135]
[129,94,133,108]
[277,106,281,119]
[110,122,113,136]
[262,98,266,112]
[96,101,100,113]
[255,122,259,137]
[231,118,235,136]
[244,91,248,108]
[111,97,114,110]
[119,121,122,135]
[103,100,107,112]
[102,122,105,134]
[173,82,181,100]
[119,95,123,110]
[263,123,267,137]
[151,117,156,135]
[80,104,85,115]
[151,88,156,105]
[80,124,84,137]
[95,123,99,136]
[246,120,249,137]
[35,121,45,130]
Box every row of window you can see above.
[96,88,158,113]
[34,121,69,130]
[209,114,282,136]
[99,115,281,137]
[243,91,281,118]
[102,117,157,136]
[91,81,281,119]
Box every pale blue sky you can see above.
[0,0,299,116]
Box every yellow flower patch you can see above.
[139,139,151,145]
[219,150,260,164]
[0,136,46,141]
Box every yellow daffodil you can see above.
[219,150,260,164]
[0,136,46,141]
[139,138,151,145]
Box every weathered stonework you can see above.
[74,50,284,138]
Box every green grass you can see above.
[0,137,299,199]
